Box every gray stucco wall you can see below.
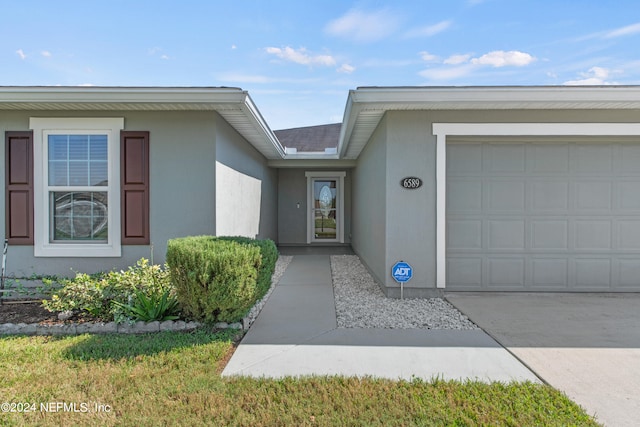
[351,116,388,287]
[214,115,278,241]
[0,110,220,278]
[383,111,436,297]
[277,168,352,245]
[355,108,640,297]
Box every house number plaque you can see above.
[400,177,423,189]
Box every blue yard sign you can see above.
[392,261,413,283]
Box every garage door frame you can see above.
[432,122,640,289]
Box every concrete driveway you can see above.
[446,293,640,427]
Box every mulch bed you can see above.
[0,300,59,324]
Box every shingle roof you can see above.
[274,123,341,152]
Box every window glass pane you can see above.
[68,135,89,160]
[89,135,108,160]
[48,135,68,161]
[68,161,89,186]
[51,192,108,241]
[90,161,108,186]
[48,161,68,186]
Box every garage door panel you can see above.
[448,144,482,173]
[574,220,612,250]
[617,220,640,249]
[447,258,482,287]
[487,180,525,212]
[531,258,568,287]
[617,181,640,210]
[573,259,611,288]
[447,220,482,249]
[528,144,570,173]
[531,220,568,250]
[447,140,640,291]
[488,258,525,287]
[531,181,569,212]
[574,144,613,173]
[616,259,640,287]
[619,144,640,172]
[488,220,525,250]
[487,144,525,173]
[575,181,612,211]
[447,179,482,213]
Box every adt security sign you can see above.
[392,261,413,283]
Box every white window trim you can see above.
[305,171,346,244]
[30,118,124,257]
[432,122,640,289]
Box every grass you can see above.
[0,330,600,427]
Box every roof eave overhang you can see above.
[339,86,640,159]
[0,86,285,159]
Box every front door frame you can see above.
[305,171,346,244]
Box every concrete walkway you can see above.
[222,255,537,382]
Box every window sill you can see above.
[34,243,121,258]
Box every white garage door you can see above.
[446,138,640,291]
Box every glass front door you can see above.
[312,178,338,241]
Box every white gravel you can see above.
[331,255,478,330]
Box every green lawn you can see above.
[0,330,600,426]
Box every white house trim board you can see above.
[305,171,346,244]
[432,123,640,289]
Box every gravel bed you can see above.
[331,255,478,330]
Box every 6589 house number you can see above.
[400,177,423,189]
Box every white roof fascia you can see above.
[0,86,285,160]
[339,86,640,160]
[268,159,357,168]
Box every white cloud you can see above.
[265,46,336,67]
[404,20,452,38]
[41,50,52,58]
[325,8,400,42]
[337,63,355,74]
[420,51,439,62]
[471,50,536,67]
[420,49,536,81]
[444,54,471,65]
[160,55,170,60]
[564,67,617,85]
[16,49,26,60]
[605,22,640,38]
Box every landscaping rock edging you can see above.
[0,256,292,336]
[0,319,247,336]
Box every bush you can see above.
[42,258,175,322]
[166,236,277,323]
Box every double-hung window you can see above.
[30,118,124,257]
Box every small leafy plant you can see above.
[43,258,179,323]
[113,288,180,322]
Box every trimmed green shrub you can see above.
[217,236,278,300]
[42,258,174,322]
[166,236,277,323]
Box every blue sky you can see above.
[2,1,640,129]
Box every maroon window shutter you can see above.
[5,131,34,245]
[121,131,150,245]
